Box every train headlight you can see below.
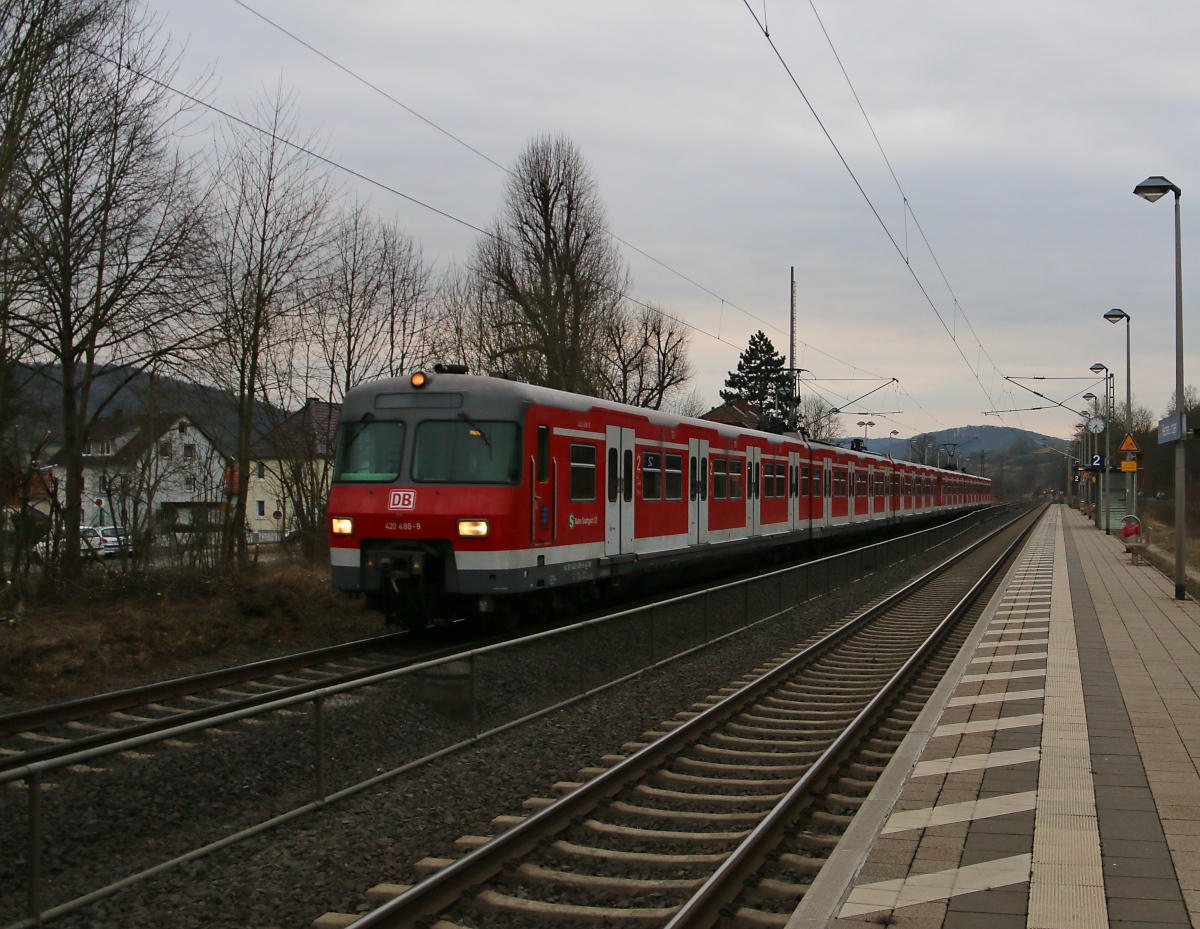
[457,519,489,538]
[410,371,428,388]
[331,517,354,535]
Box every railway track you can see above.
[321,505,1042,929]
[0,632,462,775]
[1,511,1002,778]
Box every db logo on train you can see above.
[388,490,416,510]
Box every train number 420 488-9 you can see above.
[385,522,421,531]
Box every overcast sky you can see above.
[152,0,1200,443]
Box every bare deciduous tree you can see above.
[12,2,208,579]
[208,86,334,568]
[798,393,844,443]
[473,134,628,393]
[598,302,692,409]
[315,202,431,397]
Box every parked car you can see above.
[33,526,132,560]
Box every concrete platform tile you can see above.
[1104,874,1186,901]
[1106,895,1191,923]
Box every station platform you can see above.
[787,504,1200,929]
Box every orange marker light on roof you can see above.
[410,371,427,388]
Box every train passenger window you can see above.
[833,469,848,497]
[569,444,596,501]
[762,462,773,498]
[712,458,727,500]
[412,421,521,484]
[537,425,549,482]
[700,456,708,501]
[642,451,662,500]
[730,459,743,500]
[333,421,405,483]
[790,465,798,498]
[622,449,633,503]
[801,466,809,496]
[608,449,619,502]
[689,456,697,501]
[775,464,786,499]
[665,454,683,500]
[855,471,868,497]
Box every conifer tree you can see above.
[721,330,791,430]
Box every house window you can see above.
[184,476,196,491]
[256,500,265,518]
[178,422,188,434]
[255,461,265,480]
[183,444,196,459]
[642,451,661,501]
[664,454,683,501]
[159,440,171,458]
[569,444,596,501]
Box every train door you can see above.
[746,445,761,536]
[605,425,636,556]
[688,437,709,545]
[788,450,801,532]
[533,424,554,546]
[822,458,833,530]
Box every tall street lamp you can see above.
[1091,363,1114,534]
[1135,175,1186,599]
[1104,308,1134,519]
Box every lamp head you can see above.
[1083,392,1096,401]
[1134,176,1180,203]
[1090,363,1106,374]
[1104,308,1129,324]
[866,421,875,427]
[857,421,866,427]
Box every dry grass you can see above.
[0,562,379,706]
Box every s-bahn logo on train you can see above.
[388,489,416,510]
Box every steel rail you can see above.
[663,506,1043,928]
[1,506,1004,743]
[345,505,1036,929]
[0,631,414,738]
[0,635,512,775]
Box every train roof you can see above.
[340,372,988,482]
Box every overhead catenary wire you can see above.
[742,0,1021,442]
[221,0,961,439]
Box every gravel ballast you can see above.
[0,514,1009,929]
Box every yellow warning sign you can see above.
[1120,459,1138,472]
[1119,434,1141,453]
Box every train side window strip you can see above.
[622,449,634,503]
[700,456,708,501]
[569,443,597,501]
[664,453,683,501]
[537,425,549,482]
[642,450,662,501]
[607,448,619,503]
[689,456,697,501]
[729,459,743,500]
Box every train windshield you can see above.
[412,420,521,484]
[333,422,405,482]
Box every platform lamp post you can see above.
[1083,392,1098,526]
[1104,308,1134,519]
[1134,175,1186,599]
[1091,363,1114,534]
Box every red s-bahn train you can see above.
[327,368,991,626]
